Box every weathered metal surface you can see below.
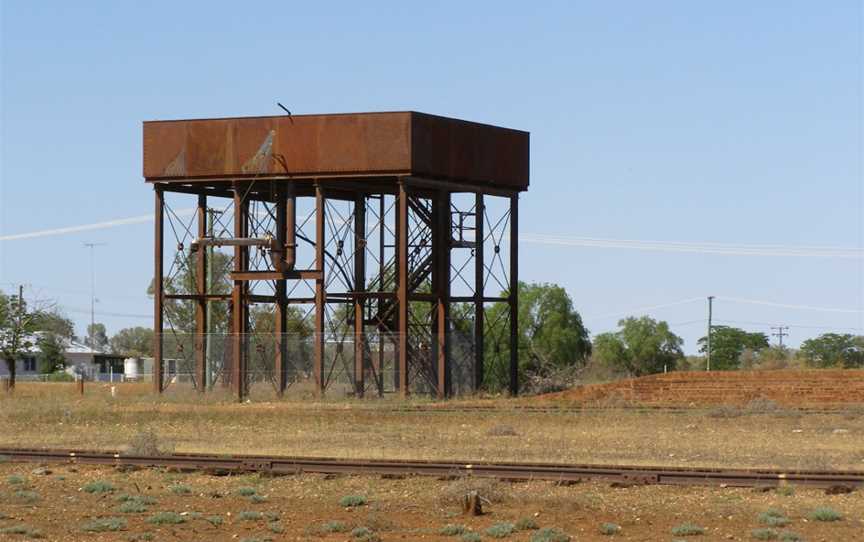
[143,112,529,191]
[3,448,863,489]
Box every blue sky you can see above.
[1,1,861,353]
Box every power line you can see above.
[771,326,790,347]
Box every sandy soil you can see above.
[1,462,863,542]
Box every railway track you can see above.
[1,448,861,489]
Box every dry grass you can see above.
[2,383,864,470]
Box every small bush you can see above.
[707,405,743,418]
[461,534,482,542]
[441,524,468,536]
[82,480,115,494]
[128,430,173,456]
[115,494,156,504]
[600,522,621,535]
[778,531,803,542]
[340,494,368,507]
[238,511,263,521]
[752,529,779,540]
[14,490,40,503]
[268,522,285,534]
[321,520,349,533]
[264,511,280,522]
[82,517,127,532]
[205,515,224,526]
[7,475,25,485]
[169,484,191,495]
[250,494,268,503]
[486,523,515,538]
[352,526,381,541]
[125,534,154,542]
[0,525,43,539]
[147,512,186,525]
[809,507,842,522]
[775,486,795,496]
[236,486,257,497]
[530,528,571,542]
[671,523,705,536]
[758,510,789,527]
[118,500,148,513]
[516,517,540,530]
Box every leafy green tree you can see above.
[593,316,684,376]
[109,327,155,357]
[696,326,769,370]
[85,323,109,352]
[36,332,66,373]
[0,292,46,389]
[36,310,76,341]
[483,282,590,391]
[799,333,864,368]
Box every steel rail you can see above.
[1,448,861,489]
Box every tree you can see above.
[593,316,684,376]
[110,327,155,358]
[36,332,66,373]
[696,326,769,370]
[799,333,864,368]
[483,282,590,391]
[36,309,76,341]
[84,323,109,352]
[0,291,46,390]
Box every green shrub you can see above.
[485,523,515,538]
[441,524,468,535]
[340,494,367,507]
[530,528,571,542]
[146,512,186,525]
[115,494,156,504]
[671,523,705,536]
[82,480,115,494]
[250,494,267,503]
[125,534,154,542]
[268,522,285,534]
[7,475,25,485]
[236,486,257,496]
[758,509,789,527]
[516,518,540,530]
[205,515,223,526]
[238,511,263,521]
[118,500,148,513]
[14,490,39,503]
[169,484,191,495]
[809,507,842,522]
[322,520,349,533]
[264,511,280,522]
[752,529,778,540]
[352,526,381,541]
[82,517,127,532]
[775,486,794,496]
[599,522,621,535]
[0,525,43,539]
[461,534,482,542]
[778,531,803,542]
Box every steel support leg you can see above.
[231,186,249,401]
[153,187,164,394]
[396,182,409,397]
[354,195,366,397]
[195,194,207,392]
[509,195,519,396]
[434,190,451,398]
[274,185,288,396]
[474,193,484,391]
[314,185,326,396]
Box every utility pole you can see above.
[706,295,714,371]
[84,243,107,354]
[771,326,789,348]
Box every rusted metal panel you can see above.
[410,112,529,190]
[143,112,528,191]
